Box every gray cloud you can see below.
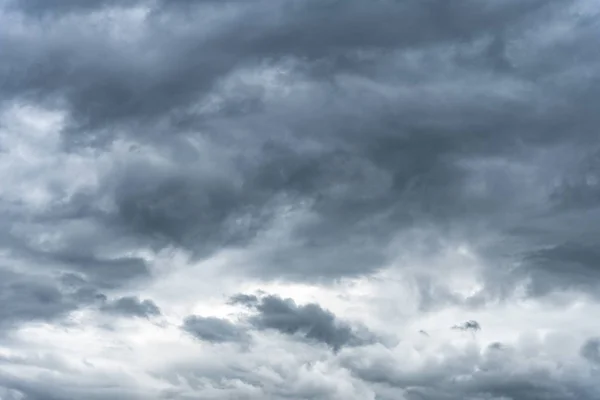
[0,268,106,331]
[182,293,377,351]
[451,320,482,332]
[0,0,600,398]
[100,296,161,319]
[1,0,597,286]
[550,150,600,211]
[2,0,556,131]
[6,0,142,16]
[581,338,600,365]
[233,293,376,351]
[521,242,600,297]
[0,270,69,330]
[342,340,599,400]
[182,316,247,344]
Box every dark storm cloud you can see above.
[521,242,600,296]
[1,0,600,397]
[1,0,553,106]
[7,0,142,16]
[232,293,375,351]
[550,150,600,211]
[1,0,598,287]
[528,243,600,273]
[182,316,247,343]
[100,296,161,318]
[0,0,564,143]
[109,162,273,257]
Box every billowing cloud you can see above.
[0,0,599,398]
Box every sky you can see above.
[0,0,599,399]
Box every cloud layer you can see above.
[1,0,599,398]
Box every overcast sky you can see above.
[0,0,600,399]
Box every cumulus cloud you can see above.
[0,0,599,398]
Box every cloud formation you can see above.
[100,296,161,318]
[0,0,599,398]
[231,293,376,351]
[182,315,247,343]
